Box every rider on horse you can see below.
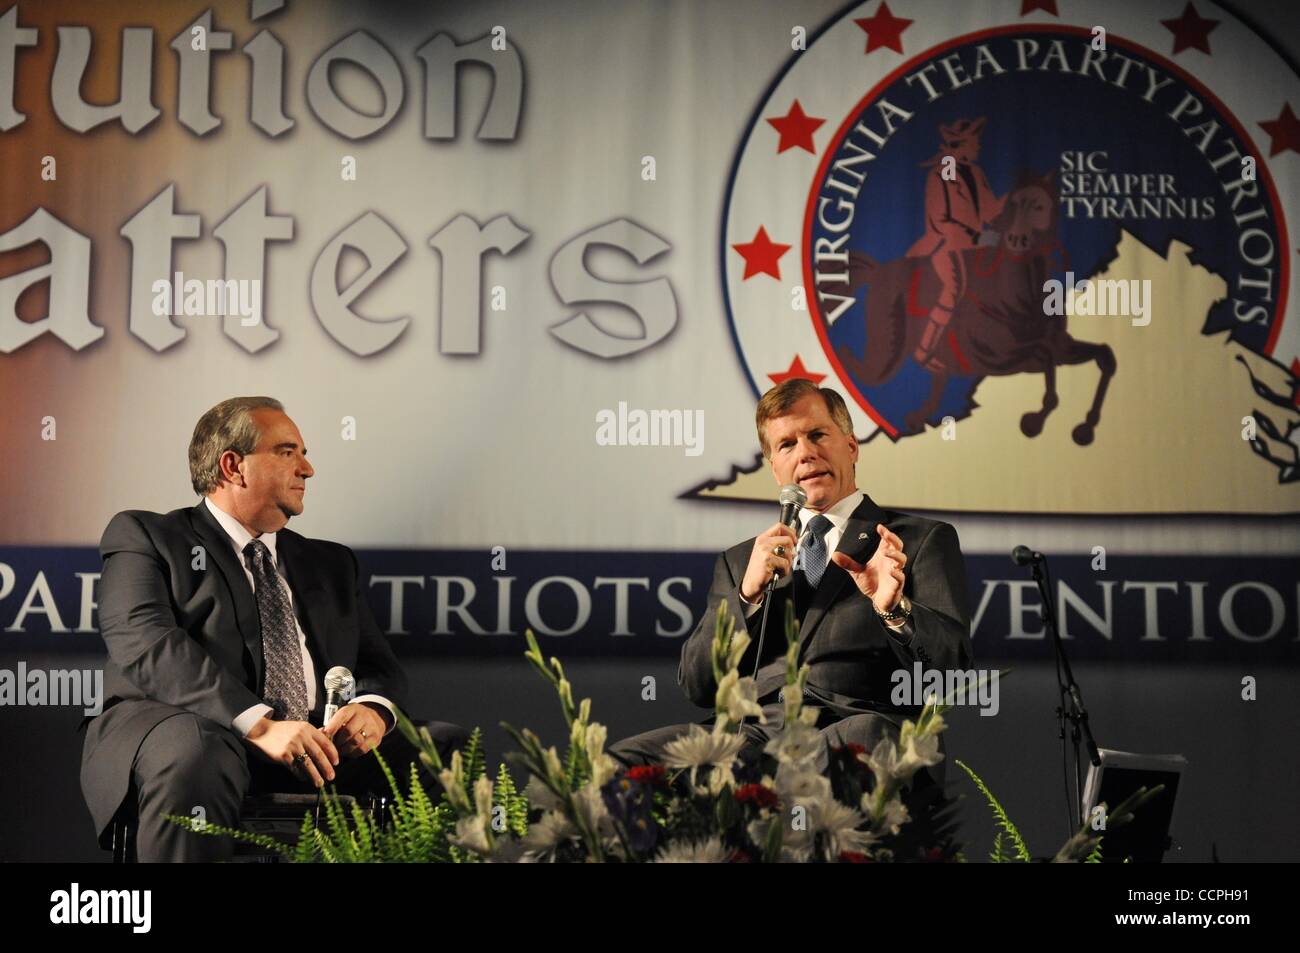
[907,117,1004,370]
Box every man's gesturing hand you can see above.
[740,522,799,603]
[243,718,339,787]
[830,523,907,615]
[324,703,388,759]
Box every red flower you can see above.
[626,764,667,786]
[833,743,866,757]
[840,851,873,863]
[734,783,780,810]
[729,849,754,863]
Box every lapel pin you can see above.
[858,532,868,539]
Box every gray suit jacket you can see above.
[80,501,406,843]
[678,493,972,720]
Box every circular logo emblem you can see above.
[723,0,1297,462]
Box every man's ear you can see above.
[219,450,245,487]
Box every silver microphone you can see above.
[323,666,354,724]
[769,484,808,592]
[777,483,807,531]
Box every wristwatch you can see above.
[876,594,911,625]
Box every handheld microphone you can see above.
[323,666,354,724]
[768,484,807,593]
[1011,545,1043,566]
[752,484,807,678]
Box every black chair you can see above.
[109,791,385,863]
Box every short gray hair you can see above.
[188,396,284,495]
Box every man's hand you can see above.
[830,523,907,615]
[740,522,799,603]
[323,703,388,759]
[243,718,339,787]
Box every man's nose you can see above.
[300,458,314,478]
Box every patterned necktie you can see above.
[798,515,832,589]
[243,539,309,722]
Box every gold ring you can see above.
[774,545,786,557]
[360,730,369,739]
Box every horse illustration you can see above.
[836,170,1115,444]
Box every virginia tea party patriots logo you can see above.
[706,0,1300,515]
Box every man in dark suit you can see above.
[610,380,972,780]
[80,396,468,861]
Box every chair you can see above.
[109,791,385,863]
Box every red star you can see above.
[766,100,826,155]
[769,355,827,386]
[1161,2,1220,55]
[1260,103,1300,157]
[732,226,792,280]
[1020,0,1059,14]
[854,1,913,55]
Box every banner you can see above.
[1,0,1296,661]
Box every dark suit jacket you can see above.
[678,493,972,722]
[80,500,406,842]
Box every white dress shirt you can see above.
[203,498,395,737]
[740,489,913,641]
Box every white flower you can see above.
[773,764,831,806]
[449,815,491,855]
[584,722,620,788]
[542,746,565,786]
[520,810,577,860]
[653,836,732,863]
[438,750,471,814]
[865,795,909,836]
[862,736,899,782]
[715,670,764,727]
[811,799,876,859]
[524,774,563,812]
[473,774,494,821]
[895,727,943,781]
[725,628,752,672]
[662,724,747,795]
[662,724,746,790]
[572,782,613,837]
[764,714,822,768]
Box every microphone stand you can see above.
[751,570,781,680]
[1030,554,1101,835]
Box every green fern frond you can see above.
[954,759,1031,862]
[461,728,487,793]
[320,788,358,863]
[292,812,320,863]
[989,830,1009,863]
[494,763,529,836]
[1085,838,1104,863]
[164,813,296,859]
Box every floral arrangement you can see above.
[172,602,1159,863]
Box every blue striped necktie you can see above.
[798,515,832,588]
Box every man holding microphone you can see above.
[611,379,973,778]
